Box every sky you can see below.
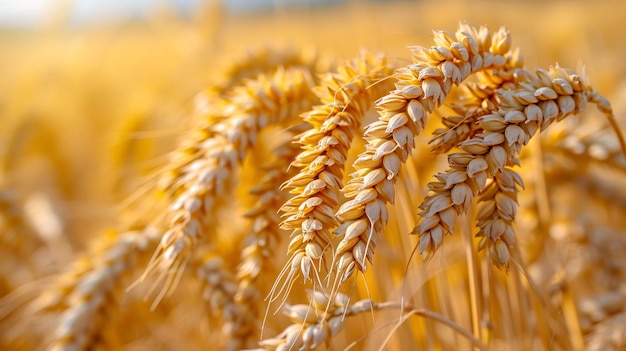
[0,0,340,28]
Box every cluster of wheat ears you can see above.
[2,18,626,351]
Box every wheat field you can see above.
[1,1,626,350]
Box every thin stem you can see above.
[561,284,585,350]
[589,90,626,159]
[485,257,494,346]
[511,255,573,350]
[605,111,626,159]
[375,301,489,351]
[462,212,483,349]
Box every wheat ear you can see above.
[147,68,315,295]
[45,229,158,351]
[257,291,488,351]
[257,291,363,351]
[274,53,394,297]
[193,252,238,338]
[332,22,514,288]
[226,127,304,350]
[417,65,611,268]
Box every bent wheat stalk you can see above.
[416,64,618,268]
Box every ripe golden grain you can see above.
[1,5,626,351]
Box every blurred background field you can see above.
[1,1,626,350]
